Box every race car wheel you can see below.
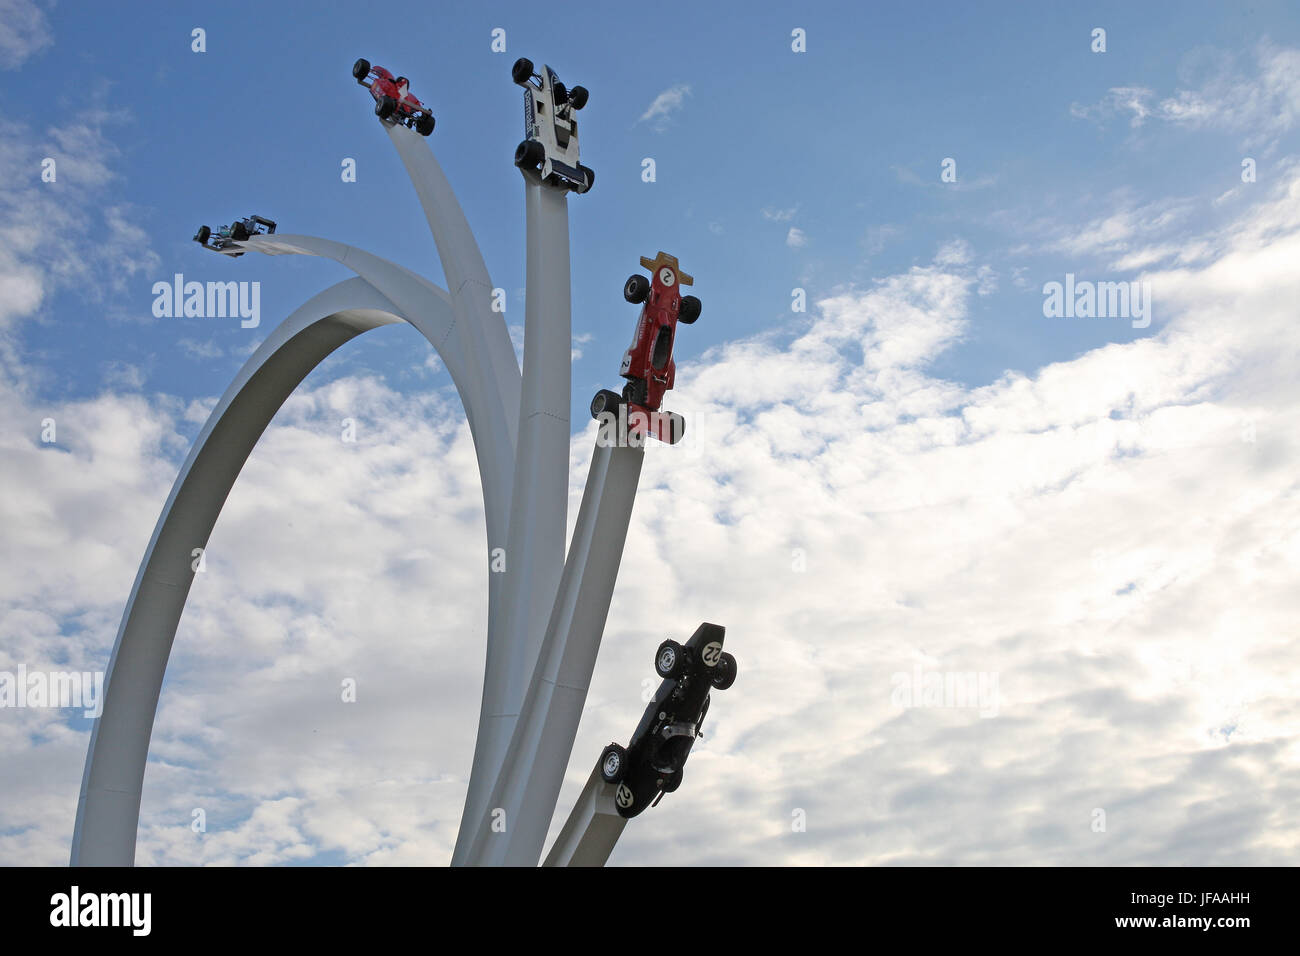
[570,85,589,110]
[415,113,435,136]
[599,744,628,784]
[623,274,650,304]
[661,769,683,793]
[514,139,544,170]
[665,411,686,445]
[230,221,250,241]
[711,652,738,690]
[375,96,397,120]
[577,164,595,194]
[511,57,534,86]
[678,295,702,324]
[655,640,686,679]
[352,58,370,82]
[194,225,210,245]
[590,389,622,421]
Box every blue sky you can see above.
[3,1,1300,866]
[7,0,1297,415]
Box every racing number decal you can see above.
[616,783,634,809]
[701,642,723,667]
[658,267,676,287]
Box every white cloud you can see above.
[638,84,691,130]
[762,206,799,223]
[1029,194,1198,267]
[1070,86,1155,127]
[862,224,900,257]
[571,331,592,362]
[100,360,145,390]
[0,0,52,69]
[4,114,1300,870]
[1070,43,1300,150]
[0,114,160,355]
[935,238,971,266]
[785,227,807,248]
[178,338,225,361]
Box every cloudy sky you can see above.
[2,0,1298,865]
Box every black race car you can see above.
[193,215,277,256]
[598,622,737,818]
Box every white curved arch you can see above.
[384,127,520,403]
[72,125,642,867]
[241,228,530,863]
[70,273,492,865]
[242,233,520,553]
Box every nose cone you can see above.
[689,622,726,647]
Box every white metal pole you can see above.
[455,180,574,863]
[466,440,645,865]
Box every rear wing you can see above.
[639,251,693,286]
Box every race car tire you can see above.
[415,114,435,136]
[230,221,250,241]
[590,389,622,421]
[661,769,683,793]
[665,411,686,445]
[711,653,738,690]
[352,58,370,82]
[623,274,650,304]
[678,295,702,324]
[570,85,589,110]
[194,225,210,245]
[511,57,534,86]
[577,164,595,194]
[375,96,396,119]
[656,640,686,679]
[514,139,544,170]
[599,744,628,784]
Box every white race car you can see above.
[511,58,593,194]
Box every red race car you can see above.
[590,252,701,444]
[352,58,435,136]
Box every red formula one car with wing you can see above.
[590,252,701,445]
[352,58,435,136]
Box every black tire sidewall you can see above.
[624,275,649,303]
[601,745,625,783]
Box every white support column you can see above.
[541,766,628,867]
[465,440,645,866]
[455,181,574,864]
